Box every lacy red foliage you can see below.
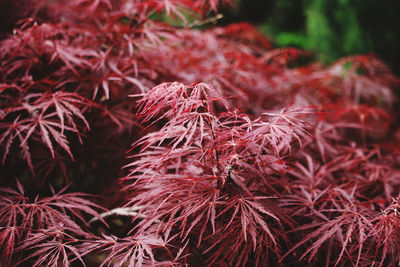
[1,0,400,266]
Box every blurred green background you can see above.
[221,0,400,75]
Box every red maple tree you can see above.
[1,0,400,266]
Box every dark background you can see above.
[221,0,400,75]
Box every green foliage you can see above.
[305,0,336,62]
[305,0,369,62]
[260,0,369,63]
[229,0,400,73]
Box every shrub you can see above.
[1,0,399,266]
